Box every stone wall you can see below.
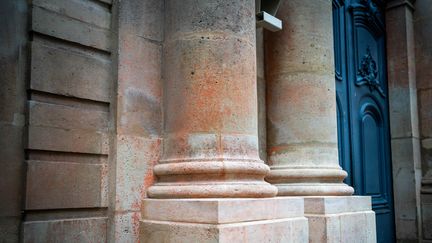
[415,0,432,242]
[0,0,162,242]
[0,0,27,241]
[22,0,112,241]
[109,0,163,242]
[0,0,430,242]
[17,0,164,242]
[386,1,422,241]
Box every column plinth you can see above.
[264,0,353,196]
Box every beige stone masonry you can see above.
[147,0,276,199]
[304,196,376,243]
[265,0,353,196]
[264,1,376,242]
[140,0,309,242]
[140,198,308,243]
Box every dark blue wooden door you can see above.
[333,1,395,242]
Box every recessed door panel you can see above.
[362,111,381,195]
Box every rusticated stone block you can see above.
[29,101,108,131]
[28,126,109,155]
[31,40,111,102]
[23,217,107,243]
[32,6,111,51]
[25,161,107,209]
[32,0,110,29]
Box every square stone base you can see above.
[140,197,308,243]
[303,196,376,243]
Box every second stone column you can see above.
[265,0,353,196]
[265,0,376,242]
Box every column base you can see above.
[303,196,376,243]
[140,197,308,243]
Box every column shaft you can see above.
[265,0,353,196]
[148,0,277,198]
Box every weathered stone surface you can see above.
[414,0,432,91]
[0,153,23,215]
[257,28,267,162]
[118,0,163,42]
[32,6,111,51]
[141,218,308,243]
[386,3,422,241]
[419,89,432,138]
[33,0,110,29]
[140,198,308,243]
[257,76,267,162]
[29,101,108,131]
[23,217,107,243]
[304,196,376,243]
[391,137,422,239]
[0,1,27,242]
[386,4,419,139]
[422,194,432,240]
[389,87,419,138]
[147,0,277,199]
[256,28,265,80]
[142,197,304,224]
[415,1,432,241]
[264,0,352,196]
[28,126,109,154]
[31,40,111,102]
[114,136,160,212]
[0,217,20,242]
[117,33,162,137]
[110,1,164,242]
[113,212,142,243]
[26,160,107,209]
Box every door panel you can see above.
[333,1,395,242]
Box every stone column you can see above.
[146,0,276,199]
[414,0,432,241]
[386,0,422,241]
[140,1,308,242]
[265,0,353,196]
[265,1,376,242]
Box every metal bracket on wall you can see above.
[256,0,283,31]
[256,11,282,31]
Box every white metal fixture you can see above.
[256,0,283,31]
